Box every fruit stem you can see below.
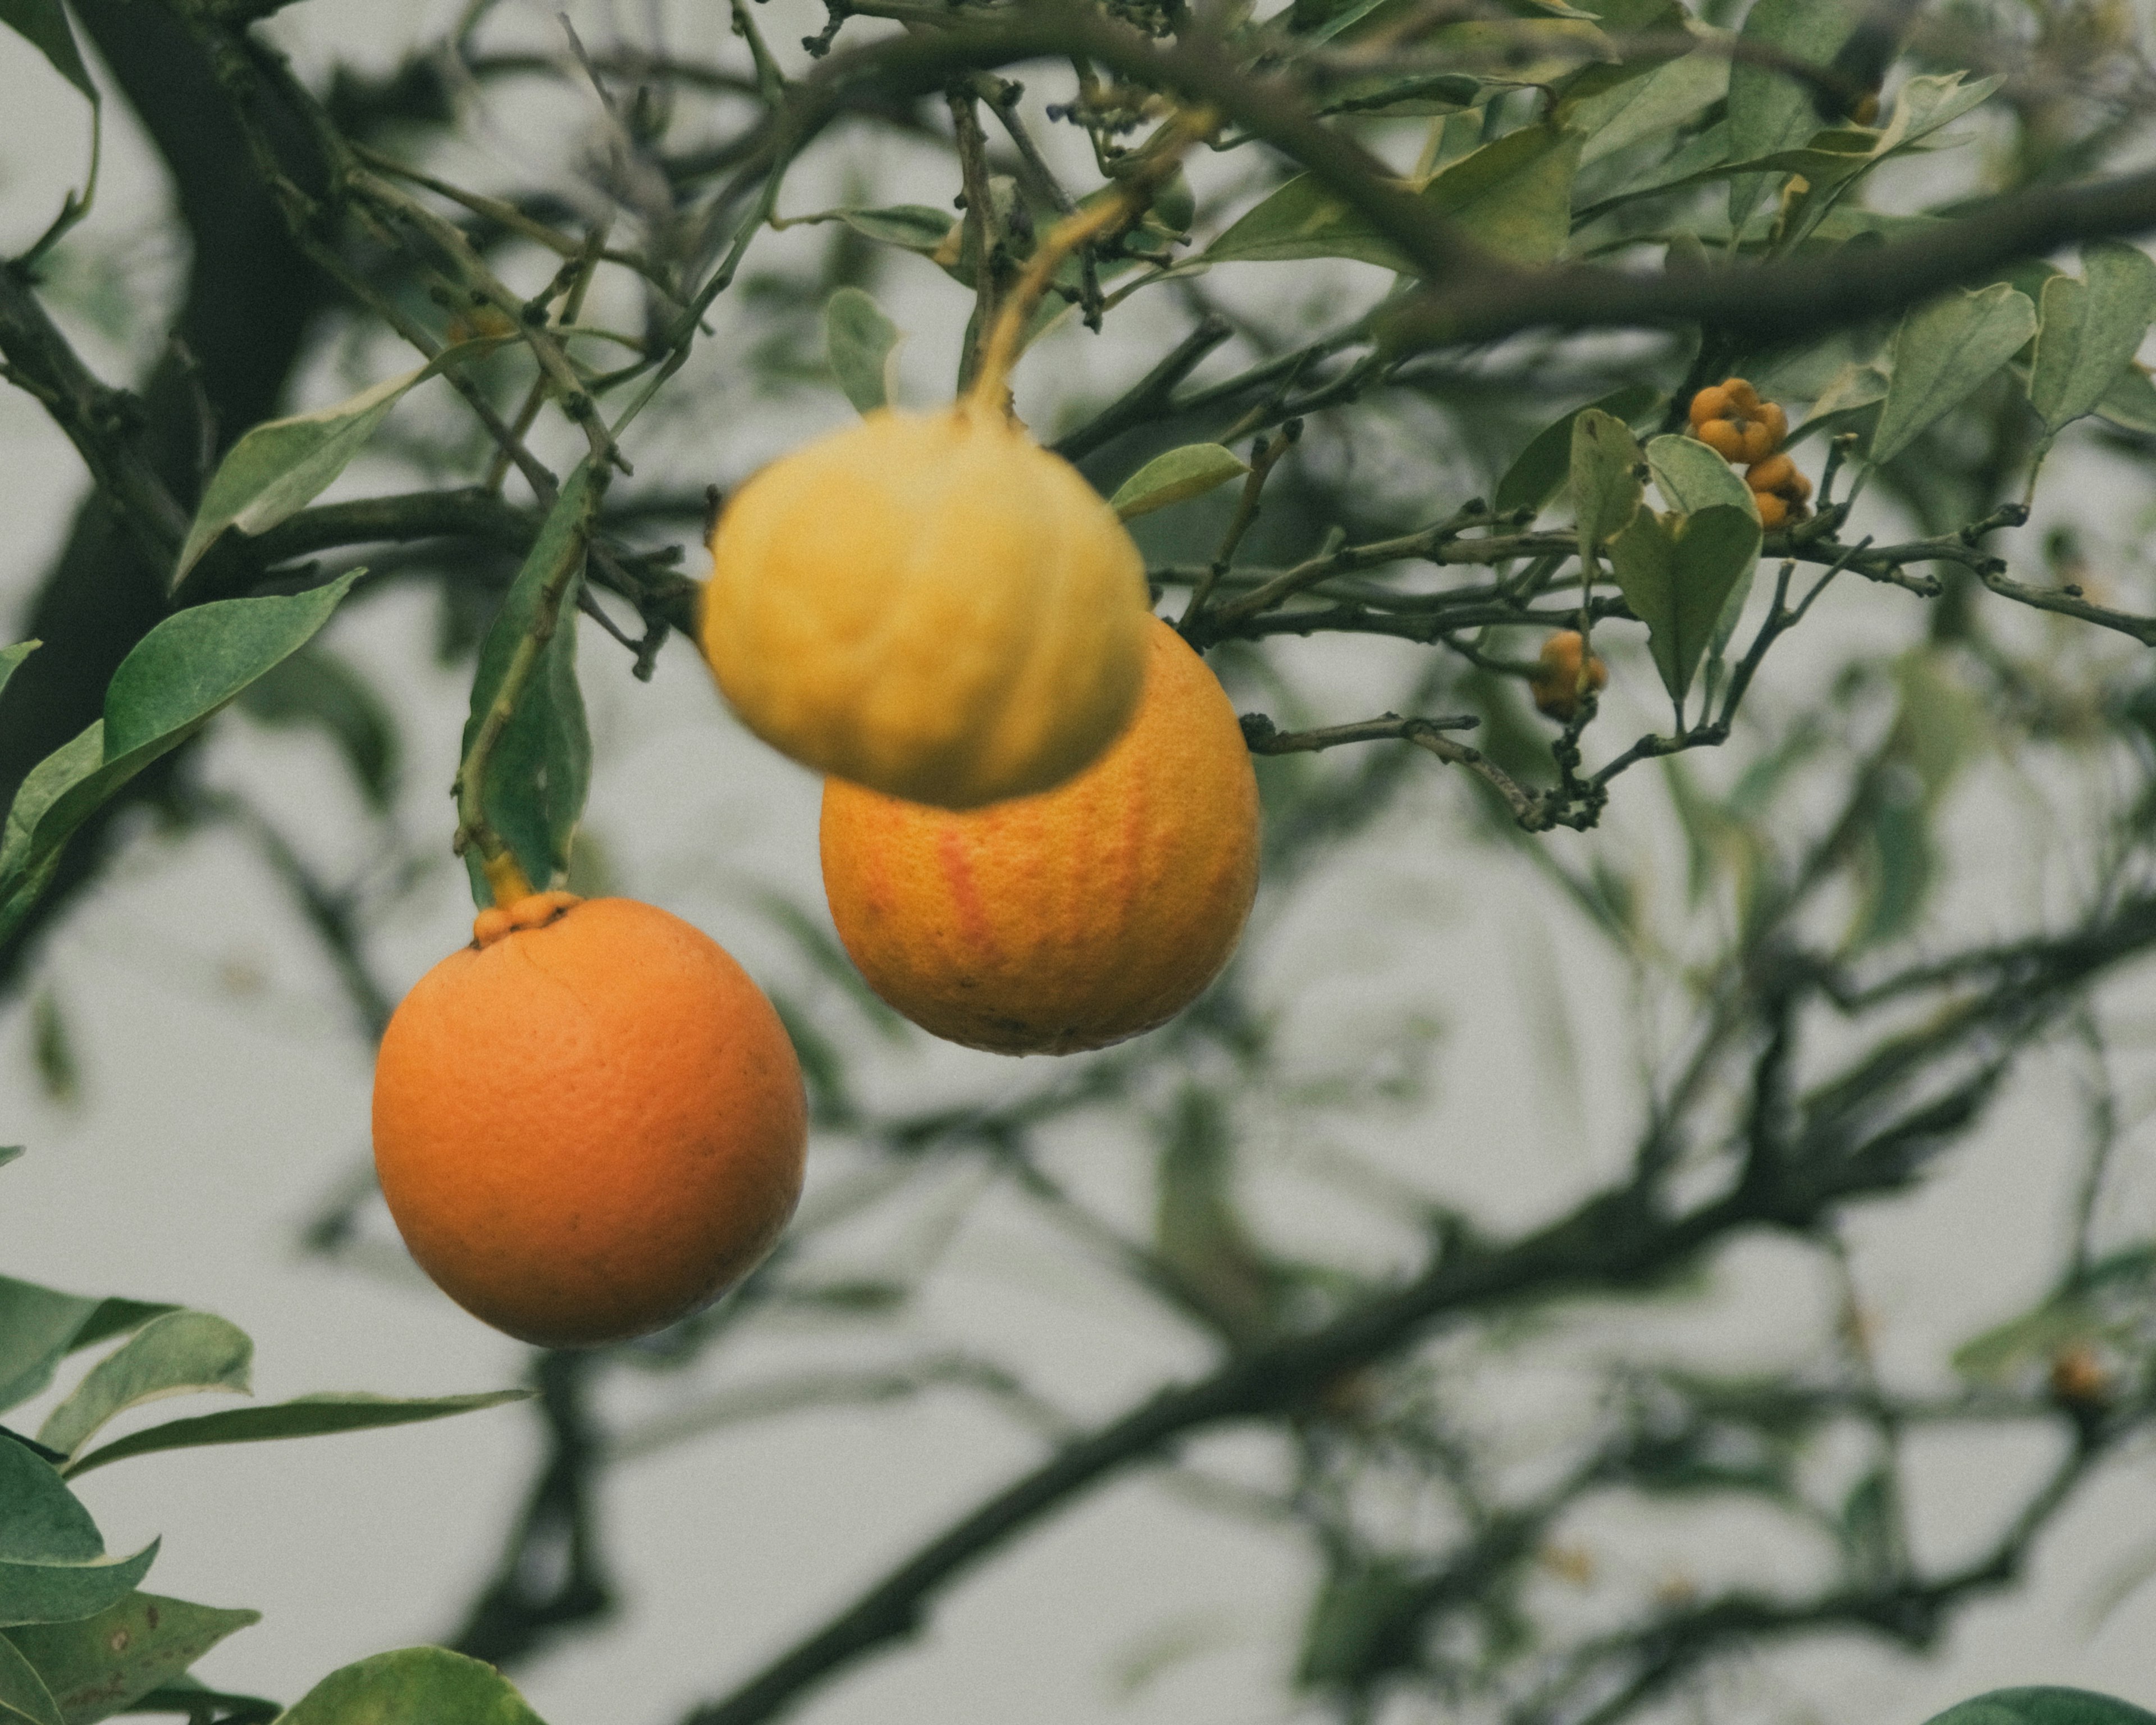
[965,109,1213,414]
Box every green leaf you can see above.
[1952,1245,2156,1383]
[1110,445,1249,520]
[36,1314,253,1465]
[1871,285,2039,465]
[1564,32,1729,166]
[1205,125,1580,270]
[459,466,596,905]
[273,1647,549,1725]
[0,574,363,928]
[1569,408,1643,552]
[2,1593,258,1725]
[0,1149,19,1172]
[2029,243,2156,436]
[1920,1692,2156,1725]
[2098,362,2156,435]
[1645,432,1760,520]
[0,1283,176,1416]
[1609,505,1761,706]
[1871,71,2003,157]
[173,370,427,587]
[0,1,95,104]
[236,645,400,814]
[828,205,955,255]
[1494,385,1660,518]
[0,645,36,705]
[0,1443,156,1629]
[65,1391,529,1480]
[1725,0,1862,227]
[823,288,902,416]
[0,1639,62,1725]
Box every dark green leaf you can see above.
[0,1443,100,1567]
[0,1543,157,1633]
[1608,505,1761,706]
[1110,445,1249,520]
[1725,0,1862,227]
[1872,285,2039,464]
[2030,243,2156,435]
[460,466,596,905]
[1921,1692,2156,1725]
[0,1150,19,1172]
[1205,125,1579,270]
[823,288,902,416]
[274,1648,549,1725]
[0,1,94,104]
[36,1315,253,1465]
[0,574,363,933]
[122,1682,278,1724]
[0,1639,61,1725]
[2,1594,257,1725]
[0,1283,175,1417]
[173,371,426,586]
[1569,409,1643,551]
[28,994,74,1107]
[65,1391,529,1479]
[0,645,36,705]
[1494,385,1660,518]
[236,645,400,813]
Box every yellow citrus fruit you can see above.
[699,405,1153,810]
[371,892,807,1347]
[819,616,1260,1055]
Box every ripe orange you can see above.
[699,404,1153,810]
[819,617,1260,1055]
[371,893,807,1347]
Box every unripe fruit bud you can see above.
[1529,629,1608,720]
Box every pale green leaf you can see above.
[1111,445,1249,520]
[1872,285,2039,464]
[823,288,902,416]
[1609,505,1760,705]
[1725,0,1862,227]
[1567,33,1729,166]
[273,1646,549,1725]
[2030,243,2156,435]
[1569,409,1643,551]
[1495,385,1660,519]
[1645,432,1759,520]
[174,370,427,586]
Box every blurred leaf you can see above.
[0,573,363,941]
[1849,774,1930,950]
[236,645,400,813]
[0,1283,176,1416]
[1872,285,2038,464]
[1495,385,1660,519]
[174,370,426,586]
[750,891,910,1043]
[1297,1557,1422,1687]
[2096,363,2156,435]
[1840,1468,1898,1583]
[0,645,36,704]
[1564,33,1728,166]
[828,205,955,255]
[766,991,854,1129]
[1953,1245,2156,1383]
[273,1648,548,1725]
[1920,1691,2156,1725]
[28,993,74,1107]
[123,1682,277,1725]
[1,1593,257,1725]
[1569,408,1643,553]
[65,1390,529,1478]
[1725,0,1862,227]
[1646,432,1760,519]
[1111,444,1249,520]
[0,1149,19,1172]
[1800,358,1891,437]
[0,1444,156,1628]
[0,1639,61,1725]
[823,287,902,416]
[0,1,94,103]
[460,465,595,905]
[1206,125,1579,270]
[1872,72,2003,156]
[2029,244,2156,436]
[1608,505,1760,705]
[36,1313,253,1464]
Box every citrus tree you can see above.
[10,1,2156,1723]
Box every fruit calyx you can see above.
[472,890,584,948]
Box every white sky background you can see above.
[6,4,2156,1724]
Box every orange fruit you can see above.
[372,893,807,1347]
[1689,378,1786,466]
[819,617,1259,1055]
[1529,629,1609,720]
[698,404,1153,810]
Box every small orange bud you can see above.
[2049,1345,2112,1408]
[1746,453,1797,495]
[1530,629,1609,720]
[1756,492,1790,532]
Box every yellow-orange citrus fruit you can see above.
[819,617,1259,1055]
[1689,378,1786,466]
[1529,629,1609,720]
[372,893,807,1347]
[699,405,1153,810]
